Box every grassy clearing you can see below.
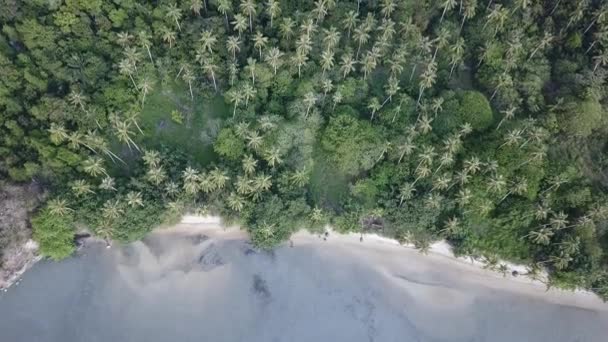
[140,82,229,165]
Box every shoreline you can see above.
[171,215,607,310]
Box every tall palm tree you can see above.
[166,3,183,31]
[160,26,177,48]
[529,32,554,60]
[48,123,68,145]
[126,191,144,208]
[342,10,359,37]
[245,57,257,85]
[439,0,457,23]
[353,26,370,59]
[137,30,154,64]
[137,76,154,106]
[113,119,140,151]
[72,179,95,197]
[496,106,516,131]
[239,0,257,32]
[265,47,284,74]
[266,0,281,28]
[332,91,343,111]
[202,60,219,91]
[296,34,313,56]
[339,52,356,78]
[217,0,233,25]
[279,17,296,41]
[199,30,217,54]
[102,199,123,221]
[290,169,309,187]
[252,31,269,59]
[367,98,381,121]
[264,147,282,168]
[380,0,397,18]
[303,92,317,118]
[190,0,203,15]
[232,14,248,37]
[312,0,328,23]
[146,165,167,185]
[227,89,244,117]
[226,36,241,60]
[227,193,246,212]
[320,49,335,76]
[118,59,137,88]
[323,26,341,50]
[242,154,257,174]
[116,31,133,47]
[292,52,308,78]
[382,76,400,106]
[321,78,333,96]
[68,89,87,112]
[243,83,257,107]
[83,157,107,177]
[460,0,477,31]
[247,131,263,150]
[399,182,416,206]
[47,198,73,217]
[99,176,117,192]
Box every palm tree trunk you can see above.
[233,104,237,118]
[129,74,137,89]
[146,46,153,64]
[175,19,181,32]
[188,81,193,100]
[549,0,561,16]
[212,73,217,91]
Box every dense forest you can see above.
[1,0,608,297]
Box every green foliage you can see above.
[321,114,383,176]
[457,91,493,131]
[31,210,75,260]
[214,128,245,161]
[561,98,604,137]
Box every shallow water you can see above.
[1,232,607,342]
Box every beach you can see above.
[0,216,606,342]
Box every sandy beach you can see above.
[0,216,606,342]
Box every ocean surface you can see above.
[1,232,607,342]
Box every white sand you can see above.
[174,215,604,309]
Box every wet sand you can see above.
[0,223,606,342]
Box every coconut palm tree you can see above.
[300,18,317,36]
[166,3,183,31]
[232,14,248,37]
[265,47,284,75]
[126,191,144,208]
[217,0,232,24]
[102,199,123,221]
[72,179,94,197]
[181,67,195,100]
[146,165,167,185]
[488,174,507,194]
[524,228,554,245]
[242,154,257,175]
[100,176,117,191]
[290,52,308,79]
[247,131,263,150]
[296,33,313,56]
[303,92,317,118]
[312,0,328,23]
[118,59,138,88]
[209,168,229,190]
[83,157,107,177]
[113,119,140,151]
[279,17,296,41]
[322,26,341,50]
[227,89,244,118]
[499,177,528,202]
[432,174,451,192]
[360,52,377,80]
[227,193,246,212]
[439,0,457,23]
[47,199,74,217]
[252,31,268,59]
[398,182,416,206]
[143,149,161,167]
[320,49,335,76]
[160,26,177,48]
[137,76,154,106]
[290,169,309,187]
[593,49,608,72]
[242,83,257,107]
[496,106,516,131]
[417,115,433,135]
[383,76,400,106]
[342,10,359,37]
[529,32,554,60]
[367,98,381,121]
[190,0,203,15]
[440,216,460,235]
[68,89,87,112]
[353,26,370,59]
[464,156,482,175]
[266,0,281,28]
[396,139,416,163]
[239,0,257,32]
[380,0,396,18]
[321,79,333,96]
[460,0,477,31]
[116,31,133,47]
[339,52,356,78]
[199,30,217,54]
[226,36,241,60]
[48,123,68,145]
[332,91,343,111]
[245,57,257,85]
[264,147,282,168]
[137,31,154,64]
[202,60,219,91]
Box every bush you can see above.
[458,91,493,131]
[31,210,75,260]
